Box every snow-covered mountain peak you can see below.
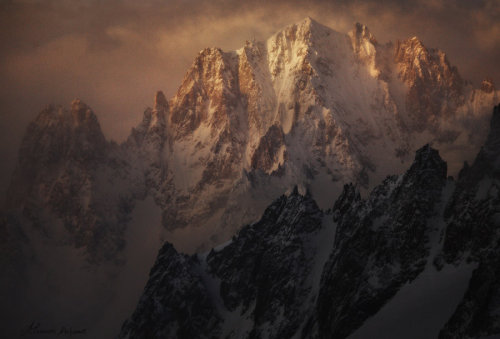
[394,36,465,129]
[169,46,240,139]
[117,17,496,248]
[281,16,332,40]
[300,16,317,26]
[6,17,498,259]
[395,36,460,83]
[4,17,500,338]
[265,16,342,72]
[409,35,424,45]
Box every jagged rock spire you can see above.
[410,144,447,176]
[352,22,377,45]
[481,78,496,93]
[154,91,168,111]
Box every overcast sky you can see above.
[1,0,499,195]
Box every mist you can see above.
[1,196,165,337]
[1,0,499,196]
[0,0,499,337]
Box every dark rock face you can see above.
[119,243,221,339]
[120,187,328,338]
[439,252,500,339]
[207,187,324,338]
[250,124,285,172]
[314,144,447,338]
[440,105,500,264]
[121,106,500,339]
[434,105,500,338]
[120,144,453,339]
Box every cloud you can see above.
[0,1,498,335]
[0,0,498,195]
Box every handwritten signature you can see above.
[22,322,87,336]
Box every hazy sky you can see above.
[1,0,499,194]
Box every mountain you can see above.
[5,18,498,257]
[122,17,497,252]
[0,100,148,338]
[1,17,498,337]
[120,104,500,339]
[4,100,140,262]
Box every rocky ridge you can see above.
[4,18,498,259]
[4,99,137,262]
[120,104,500,338]
[120,17,497,253]
[1,17,499,338]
